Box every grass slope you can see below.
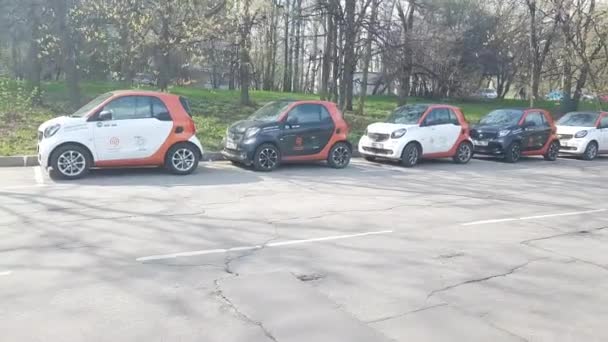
[0,79,601,156]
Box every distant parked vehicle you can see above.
[556,111,608,160]
[471,108,560,163]
[133,73,156,87]
[545,90,564,102]
[599,94,608,103]
[475,88,498,99]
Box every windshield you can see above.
[557,112,599,127]
[480,109,524,126]
[71,93,113,117]
[385,105,428,124]
[248,101,292,122]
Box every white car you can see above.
[556,111,608,160]
[477,88,498,99]
[358,104,474,167]
[37,90,204,179]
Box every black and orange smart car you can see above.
[222,100,351,171]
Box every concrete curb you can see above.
[0,150,362,167]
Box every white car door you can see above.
[599,115,608,152]
[93,96,173,161]
[420,108,461,154]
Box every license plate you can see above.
[560,140,569,147]
[371,142,384,149]
[473,140,489,146]
[226,140,237,149]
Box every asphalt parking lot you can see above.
[1,156,608,342]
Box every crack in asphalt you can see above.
[213,279,278,342]
[426,258,545,300]
[366,303,449,324]
[521,225,608,245]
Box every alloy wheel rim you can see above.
[57,150,86,176]
[172,148,195,171]
[550,142,559,158]
[512,145,521,161]
[332,146,350,166]
[587,144,597,159]
[408,147,419,164]
[259,148,278,169]
[458,144,471,162]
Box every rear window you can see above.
[179,96,193,117]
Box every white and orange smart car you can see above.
[37,90,203,179]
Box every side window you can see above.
[150,97,171,120]
[287,104,323,124]
[102,96,136,120]
[423,108,450,126]
[448,110,460,126]
[600,115,608,128]
[134,97,152,119]
[524,112,544,127]
[320,106,333,124]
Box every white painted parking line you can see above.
[33,167,44,185]
[0,271,12,276]
[461,209,607,226]
[136,230,393,262]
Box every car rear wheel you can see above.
[504,142,521,163]
[166,143,199,175]
[253,143,280,172]
[582,141,598,161]
[543,141,560,161]
[453,141,473,164]
[328,142,351,169]
[401,143,421,167]
[50,144,92,180]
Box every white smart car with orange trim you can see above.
[359,104,473,167]
[37,90,204,179]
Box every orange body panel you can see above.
[418,105,471,159]
[518,109,558,156]
[88,91,197,167]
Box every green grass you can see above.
[0,79,603,156]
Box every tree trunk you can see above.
[53,0,81,107]
[240,0,252,106]
[158,13,171,92]
[320,2,333,100]
[396,1,415,106]
[282,0,292,92]
[357,0,379,114]
[26,4,42,104]
[292,0,302,92]
[341,0,356,111]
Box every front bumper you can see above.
[558,138,587,154]
[37,135,57,168]
[221,137,257,164]
[472,139,508,156]
[358,135,403,159]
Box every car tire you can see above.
[49,144,92,180]
[543,140,560,161]
[401,142,421,167]
[582,141,598,161]
[327,142,352,169]
[253,143,280,172]
[165,143,200,175]
[504,142,521,163]
[364,156,376,162]
[453,141,473,164]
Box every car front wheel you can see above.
[50,144,92,180]
[401,142,421,167]
[166,143,200,175]
[543,141,560,161]
[504,142,521,163]
[253,143,280,172]
[582,141,598,161]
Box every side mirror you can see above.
[286,116,298,125]
[99,110,112,121]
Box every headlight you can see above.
[44,124,61,138]
[575,130,588,138]
[391,128,407,139]
[245,127,260,139]
[498,130,511,137]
